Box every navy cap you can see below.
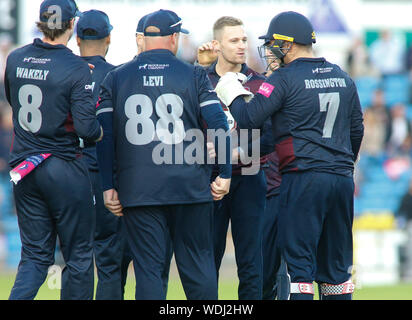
[136,14,150,34]
[77,10,113,40]
[39,0,81,22]
[143,9,189,37]
[259,11,316,45]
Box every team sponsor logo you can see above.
[312,67,333,74]
[298,283,314,294]
[85,82,96,91]
[139,64,170,70]
[23,57,51,64]
[18,164,29,170]
[257,82,275,98]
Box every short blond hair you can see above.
[213,16,243,40]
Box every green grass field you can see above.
[1,273,411,300]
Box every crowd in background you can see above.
[1,28,412,271]
[348,30,412,218]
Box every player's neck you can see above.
[42,33,71,47]
[286,50,315,64]
[215,59,242,77]
[80,47,107,59]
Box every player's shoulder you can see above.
[111,57,139,77]
[6,42,35,64]
[55,50,91,80]
[170,54,197,73]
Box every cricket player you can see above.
[5,0,102,300]
[113,13,174,299]
[96,9,232,300]
[215,11,364,300]
[76,9,127,300]
[197,16,273,300]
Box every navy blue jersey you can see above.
[263,151,281,197]
[205,62,274,175]
[81,56,116,171]
[96,49,231,207]
[229,57,364,177]
[4,38,101,167]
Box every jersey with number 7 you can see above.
[4,38,101,167]
[228,57,364,177]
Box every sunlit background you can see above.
[1,0,412,299]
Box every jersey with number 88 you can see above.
[125,93,185,145]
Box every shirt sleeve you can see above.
[349,82,364,161]
[229,72,287,130]
[196,67,232,179]
[70,63,101,142]
[96,71,115,191]
[259,118,275,156]
[4,57,11,105]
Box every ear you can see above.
[69,18,75,30]
[172,32,179,46]
[212,39,220,52]
[106,34,111,46]
[76,36,80,47]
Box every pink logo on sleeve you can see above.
[257,82,275,98]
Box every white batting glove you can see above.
[215,72,254,106]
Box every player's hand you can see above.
[207,141,216,159]
[197,41,218,66]
[94,126,104,143]
[103,189,123,217]
[232,147,244,163]
[215,72,254,106]
[265,57,281,77]
[210,176,231,201]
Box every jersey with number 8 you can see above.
[4,38,101,167]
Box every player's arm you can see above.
[4,59,11,105]
[96,71,115,191]
[196,67,231,199]
[216,72,286,130]
[95,71,123,216]
[258,118,275,156]
[70,64,103,142]
[349,82,364,162]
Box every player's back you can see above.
[270,57,362,176]
[105,49,216,207]
[5,38,100,167]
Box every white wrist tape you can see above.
[290,282,314,294]
[215,72,254,106]
[320,280,355,296]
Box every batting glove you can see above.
[215,72,254,106]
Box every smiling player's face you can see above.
[217,25,247,65]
